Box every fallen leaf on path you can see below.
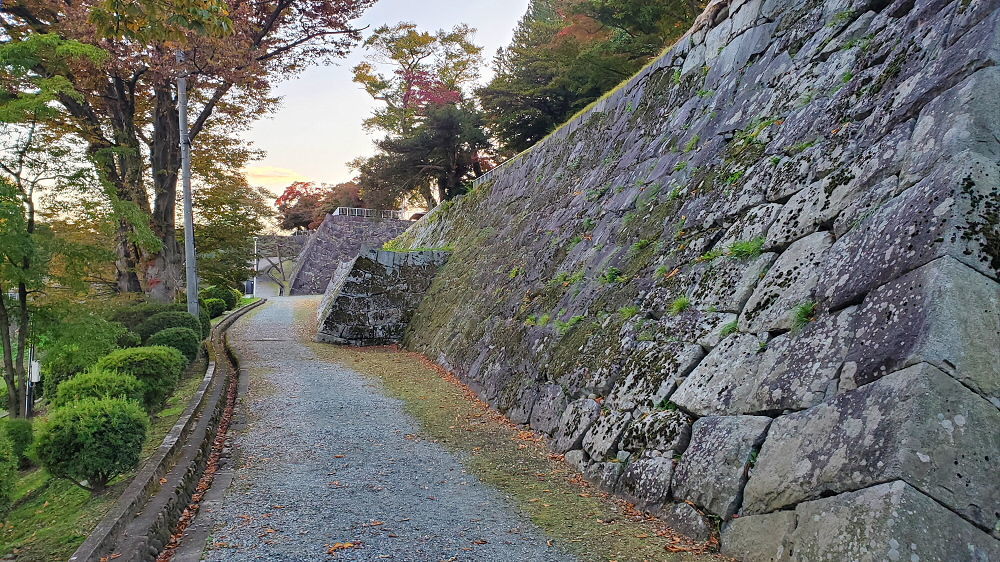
[327,542,362,554]
[472,539,488,545]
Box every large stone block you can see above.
[618,454,674,509]
[672,308,854,415]
[790,481,1000,561]
[688,252,778,314]
[840,256,1000,406]
[528,384,567,436]
[739,231,833,332]
[658,502,714,543]
[582,409,634,460]
[816,152,1000,309]
[605,342,704,411]
[619,409,692,454]
[671,415,771,519]
[551,398,601,453]
[743,364,1000,532]
[720,511,794,561]
[670,333,764,416]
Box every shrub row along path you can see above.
[181,297,573,561]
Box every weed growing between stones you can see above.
[728,237,766,259]
[792,301,818,330]
[668,296,692,316]
[620,305,640,319]
[600,267,628,284]
[720,321,738,337]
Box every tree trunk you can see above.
[145,85,183,302]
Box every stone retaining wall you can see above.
[288,214,412,295]
[316,249,449,346]
[386,0,1000,557]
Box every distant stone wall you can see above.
[386,0,1000,557]
[315,249,449,346]
[287,214,412,295]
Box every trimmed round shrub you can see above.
[0,432,16,508]
[203,298,227,318]
[147,327,200,362]
[200,286,237,310]
[108,302,179,332]
[230,288,244,306]
[33,398,148,492]
[137,311,201,342]
[117,330,142,349]
[1,418,33,469]
[51,369,145,409]
[40,315,126,399]
[94,346,185,411]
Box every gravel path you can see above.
[197,297,573,561]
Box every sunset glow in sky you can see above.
[242,0,530,193]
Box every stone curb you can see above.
[69,299,267,562]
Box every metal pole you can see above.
[177,52,199,317]
[252,236,258,297]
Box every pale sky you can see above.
[242,0,530,193]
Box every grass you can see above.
[619,305,640,320]
[599,267,627,284]
[792,301,817,330]
[668,296,692,316]
[720,321,738,337]
[728,237,765,259]
[316,344,721,561]
[0,355,209,561]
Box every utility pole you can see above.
[177,52,199,317]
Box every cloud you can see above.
[243,166,309,190]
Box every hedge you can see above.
[0,433,15,508]
[33,398,148,492]
[51,369,145,409]
[1,419,32,469]
[147,327,201,362]
[94,346,186,411]
[204,298,227,318]
[108,302,179,332]
[200,286,237,310]
[137,311,202,342]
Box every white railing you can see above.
[332,207,406,220]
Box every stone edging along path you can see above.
[69,299,267,562]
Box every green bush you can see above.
[108,302,179,332]
[170,298,211,338]
[0,432,16,508]
[33,398,148,492]
[137,311,201,342]
[94,346,185,411]
[203,298,227,318]
[231,288,244,306]
[200,286,237,310]
[117,330,142,348]
[1,418,33,469]
[51,369,145,409]
[147,327,200,362]
[39,314,126,398]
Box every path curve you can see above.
[189,297,572,561]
